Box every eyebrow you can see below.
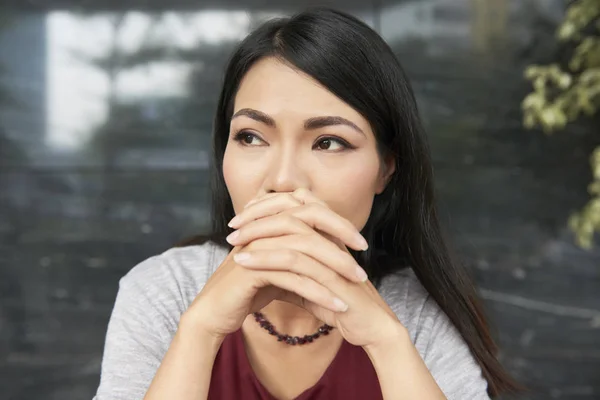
[231,108,365,137]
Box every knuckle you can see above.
[282,214,299,227]
[285,192,301,205]
[281,249,299,265]
[293,273,308,287]
[300,273,316,286]
[306,231,324,246]
[306,202,321,212]
[319,271,340,287]
[293,188,309,200]
[294,188,308,196]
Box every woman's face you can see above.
[223,57,394,231]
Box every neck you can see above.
[258,300,324,337]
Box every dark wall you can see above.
[1,1,598,399]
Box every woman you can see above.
[94,7,519,400]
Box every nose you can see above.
[263,146,310,194]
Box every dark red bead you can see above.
[254,312,334,345]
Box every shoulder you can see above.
[120,241,230,311]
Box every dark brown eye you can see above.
[318,139,332,150]
[314,137,351,151]
[233,131,264,146]
[241,134,254,144]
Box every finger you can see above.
[290,188,326,207]
[234,189,324,228]
[227,213,313,245]
[243,192,283,209]
[236,245,368,286]
[230,195,367,251]
[291,189,347,250]
[287,204,368,251]
[229,192,302,228]
[244,188,322,211]
[238,235,369,283]
[250,269,349,313]
[290,203,369,250]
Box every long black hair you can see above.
[178,7,520,397]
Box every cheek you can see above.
[222,147,259,214]
[317,159,380,231]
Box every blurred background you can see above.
[0,0,599,399]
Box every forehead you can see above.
[233,57,369,129]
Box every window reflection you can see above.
[45,10,280,152]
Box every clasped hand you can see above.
[226,188,405,349]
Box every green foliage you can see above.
[522,0,600,248]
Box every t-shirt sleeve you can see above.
[416,295,491,400]
[93,257,183,400]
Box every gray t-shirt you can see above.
[93,241,490,400]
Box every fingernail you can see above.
[234,252,251,263]
[355,266,368,282]
[333,297,349,312]
[228,216,241,228]
[355,234,368,251]
[226,230,239,244]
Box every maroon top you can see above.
[208,329,383,399]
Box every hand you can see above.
[183,192,369,341]
[226,188,406,348]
